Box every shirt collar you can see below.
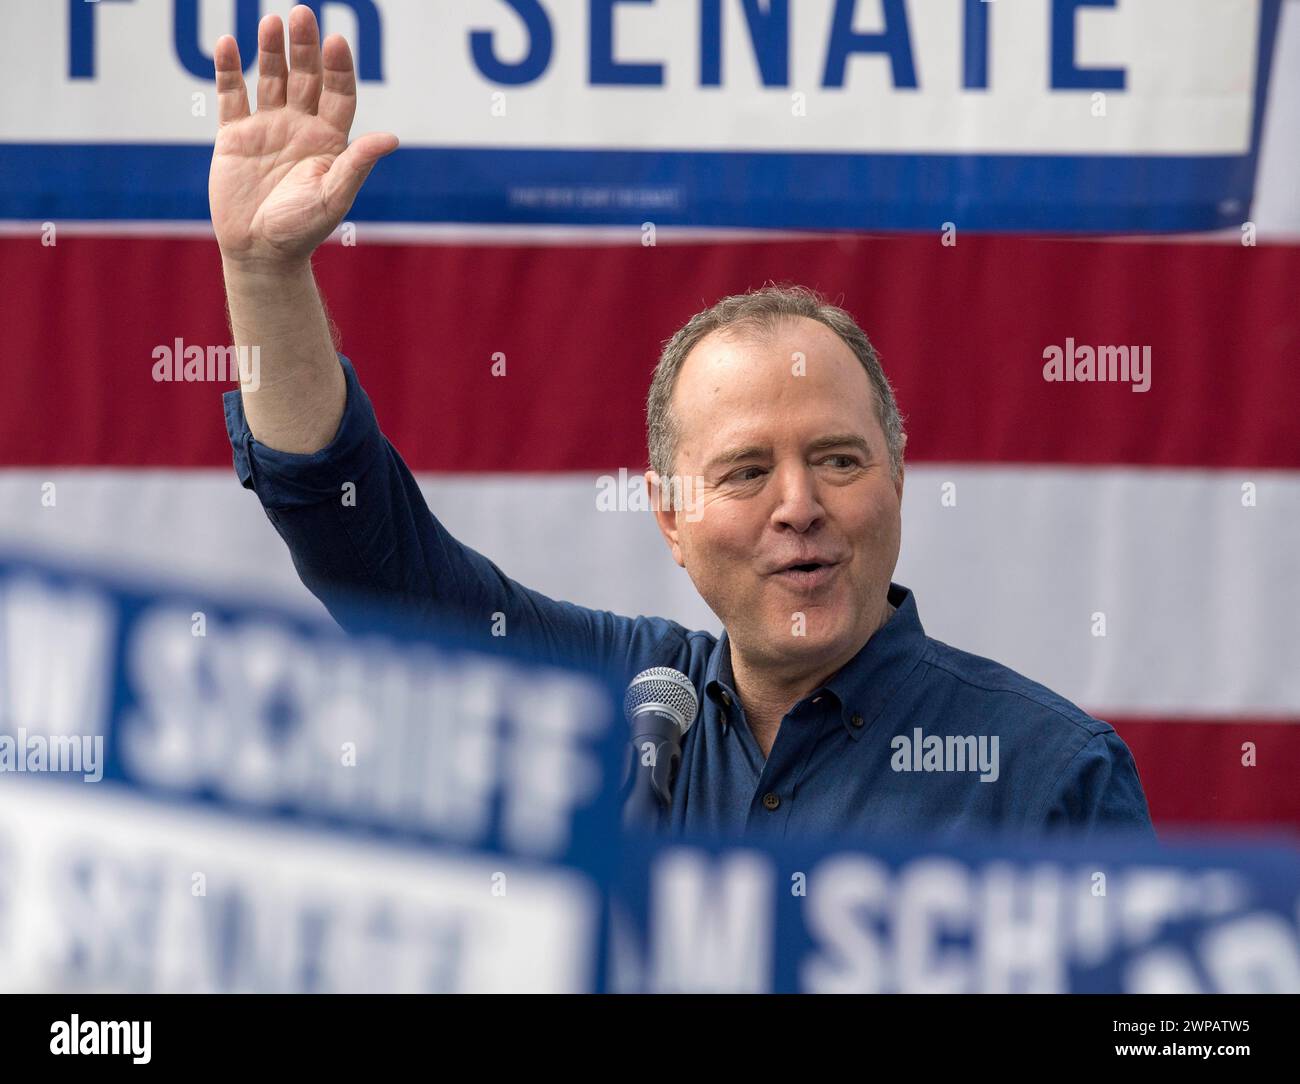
[703,582,927,741]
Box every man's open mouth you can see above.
[771,560,842,590]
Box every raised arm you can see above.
[211,8,677,678]
[210,5,397,453]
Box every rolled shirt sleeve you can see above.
[224,353,385,509]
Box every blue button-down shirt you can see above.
[224,355,1155,844]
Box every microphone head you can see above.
[623,667,699,736]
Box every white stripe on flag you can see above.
[1,466,1296,716]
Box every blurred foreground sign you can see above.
[0,547,1297,993]
[609,836,1300,993]
[0,548,624,992]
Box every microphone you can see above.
[621,667,698,833]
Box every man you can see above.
[212,8,1153,841]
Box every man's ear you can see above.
[645,469,686,568]
[892,433,906,504]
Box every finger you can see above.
[256,14,287,111]
[214,35,250,126]
[318,34,357,135]
[320,133,399,220]
[286,5,323,114]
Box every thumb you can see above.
[321,132,399,221]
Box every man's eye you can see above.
[821,455,859,469]
[728,467,766,483]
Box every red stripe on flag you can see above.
[1108,717,1300,835]
[5,234,1300,471]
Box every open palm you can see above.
[209,6,397,270]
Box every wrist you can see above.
[221,252,314,287]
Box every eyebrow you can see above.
[705,434,873,472]
[806,434,872,456]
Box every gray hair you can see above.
[646,284,906,482]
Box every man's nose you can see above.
[770,463,826,533]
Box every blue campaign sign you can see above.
[0,0,1284,231]
[608,833,1300,993]
[3,546,1297,994]
[0,546,627,993]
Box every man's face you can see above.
[648,317,903,681]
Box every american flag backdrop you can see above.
[2,0,1298,840]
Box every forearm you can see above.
[223,258,345,454]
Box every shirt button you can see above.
[762,792,781,811]
[851,714,864,729]
[720,690,732,707]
